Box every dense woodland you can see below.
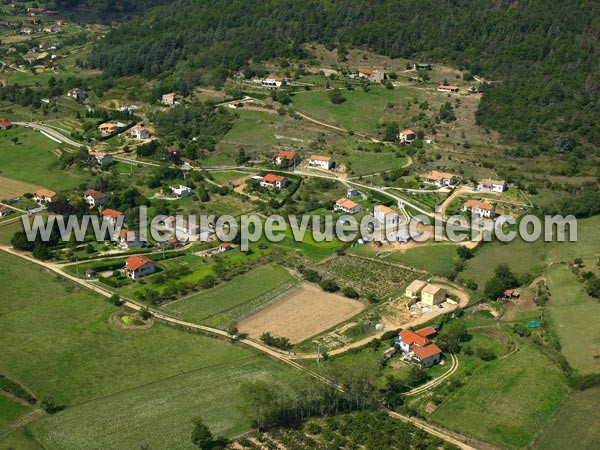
[87,0,600,153]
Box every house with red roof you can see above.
[218,242,234,252]
[357,68,386,83]
[260,173,288,189]
[84,189,109,208]
[334,197,363,214]
[0,118,12,130]
[0,205,13,217]
[101,208,124,225]
[125,255,155,280]
[396,327,442,368]
[463,200,495,218]
[399,129,416,144]
[275,150,298,168]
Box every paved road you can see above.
[14,122,85,148]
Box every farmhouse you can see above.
[164,216,206,240]
[130,124,151,140]
[101,208,124,225]
[170,185,192,198]
[436,85,459,93]
[405,279,428,299]
[396,329,442,368]
[347,188,359,198]
[424,170,458,187]
[308,154,334,170]
[262,74,286,88]
[98,122,117,136]
[478,179,507,193]
[357,68,385,83]
[399,129,416,144]
[21,27,34,35]
[464,200,495,218]
[0,118,12,130]
[421,284,446,306]
[125,255,155,280]
[66,88,87,99]
[0,205,13,217]
[227,100,243,109]
[218,242,233,252]
[275,150,298,167]
[334,198,363,214]
[87,152,114,167]
[161,92,176,106]
[112,229,142,249]
[33,189,57,203]
[84,189,109,207]
[260,173,289,189]
[374,204,400,228]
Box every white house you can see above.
[357,68,385,83]
[464,200,495,218]
[396,328,442,368]
[334,198,363,214]
[262,74,286,88]
[346,188,360,198]
[227,101,243,109]
[33,189,57,204]
[478,179,507,193]
[87,152,114,167]
[112,229,142,249]
[161,93,176,106]
[424,170,458,187]
[66,88,87,99]
[130,124,151,140]
[84,189,109,207]
[260,174,288,189]
[308,154,334,170]
[374,205,400,228]
[125,255,155,280]
[101,208,124,225]
[170,185,192,198]
[275,150,297,168]
[399,129,416,144]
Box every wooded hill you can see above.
[88,0,600,153]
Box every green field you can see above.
[0,395,31,436]
[532,387,600,450]
[0,252,301,448]
[431,341,567,449]
[163,264,297,327]
[546,265,600,374]
[0,127,90,190]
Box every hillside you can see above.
[88,0,600,153]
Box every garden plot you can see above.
[238,283,365,343]
[316,255,419,299]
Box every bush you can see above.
[342,286,359,299]
[476,347,497,361]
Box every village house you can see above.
[129,123,151,140]
[436,85,460,93]
[0,118,12,130]
[396,328,442,368]
[374,204,400,228]
[275,150,298,168]
[308,154,334,170]
[334,198,363,214]
[0,205,13,217]
[478,179,507,193]
[357,68,386,83]
[227,100,243,109]
[260,174,289,189]
[399,129,416,144]
[125,255,155,280]
[346,188,359,198]
[421,284,446,306]
[20,27,33,35]
[164,216,206,241]
[66,88,87,100]
[404,279,428,299]
[84,189,109,207]
[98,122,117,136]
[218,242,233,252]
[170,185,192,198]
[112,229,142,249]
[463,200,496,218]
[33,189,57,204]
[262,74,286,88]
[161,92,176,106]
[87,152,114,167]
[424,170,458,187]
[101,208,124,225]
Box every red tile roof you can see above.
[277,150,296,160]
[125,255,153,271]
[336,198,360,210]
[263,174,286,183]
[412,343,442,360]
[399,329,429,347]
[414,326,437,339]
[84,189,108,200]
[464,200,494,211]
[101,208,123,220]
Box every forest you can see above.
[86,0,600,153]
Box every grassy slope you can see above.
[0,395,30,435]
[546,265,600,374]
[431,341,567,449]
[163,265,297,326]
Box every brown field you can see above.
[0,175,40,199]
[238,283,365,343]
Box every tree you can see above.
[327,88,345,104]
[437,321,470,353]
[111,294,122,306]
[191,417,214,449]
[139,307,152,320]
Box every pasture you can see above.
[162,264,298,327]
[0,175,41,200]
[546,264,600,374]
[238,282,365,343]
[431,340,567,449]
[0,395,31,437]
